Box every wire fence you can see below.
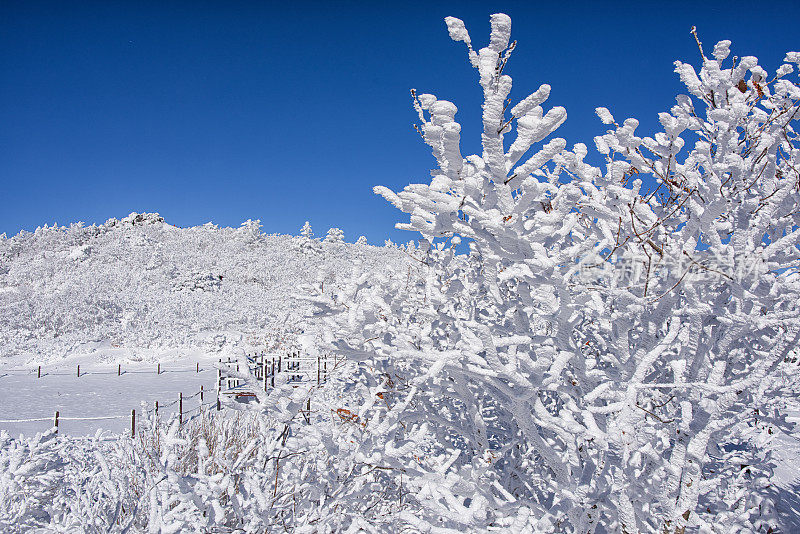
[0,360,210,379]
[0,383,217,437]
[0,350,343,436]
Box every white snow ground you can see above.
[0,346,217,437]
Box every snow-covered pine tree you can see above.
[300,221,313,239]
[295,220,321,254]
[324,227,345,243]
[356,235,368,246]
[309,13,800,532]
[238,218,263,244]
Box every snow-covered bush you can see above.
[172,270,222,292]
[0,366,414,532]
[356,235,368,246]
[307,14,800,532]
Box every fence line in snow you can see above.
[1,349,343,435]
[0,386,220,437]
[1,362,209,379]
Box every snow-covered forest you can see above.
[2,13,800,533]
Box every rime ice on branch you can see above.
[318,12,800,533]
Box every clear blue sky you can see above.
[2,1,798,243]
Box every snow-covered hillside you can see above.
[0,212,404,363]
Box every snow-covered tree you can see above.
[299,221,313,239]
[324,227,345,243]
[238,218,263,244]
[356,235,368,246]
[309,14,800,532]
[295,220,322,255]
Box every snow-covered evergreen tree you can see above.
[356,235,368,246]
[324,227,345,243]
[299,221,313,239]
[294,220,322,255]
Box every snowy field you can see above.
[0,346,217,437]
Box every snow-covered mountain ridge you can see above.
[0,212,404,363]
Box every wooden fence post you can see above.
[54,411,59,433]
[155,401,158,415]
[157,363,161,375]
[179,392,183,425]
[38,365,41,379]
[118,364,121,376]
[131,409,135,438]
[77,365,80,377]
[200,385,204,402]
[216,395,221,411]
[196,362,199,373]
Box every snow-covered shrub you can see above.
[68,244,91,261]
[119,212,164,226]
[0,361,418,532]
[172,270,222,292]
[356,235,368,246]
[0,430,63,529]
[307,14,800,532]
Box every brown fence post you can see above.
[200,385,204,402]
[196,362,199,373]
[77,365,80,377]
[179,392,183,424]
[157,363,161,375]
[155,400,158,415]
[54,411,59,433]
[131,409,135,438]
[118,364,121,376]
[38,366,41,378]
